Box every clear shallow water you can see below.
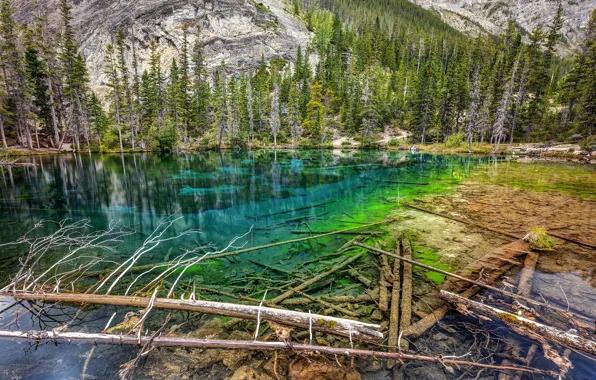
[0,151,479,268]
[1,151,591,379]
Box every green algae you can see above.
[411,245,453,285]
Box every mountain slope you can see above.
[13,0,310,92]
[411,0,593,53]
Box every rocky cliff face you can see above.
[412,0,593,53]
[13,0,310,93]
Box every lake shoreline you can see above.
[2,143,594,165]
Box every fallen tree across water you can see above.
[2,292,383,343]
[440,290,596,357]
[0,330,555,376]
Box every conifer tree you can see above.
[104,43,123,152]
[270,83,280,149]
[1,0,32,148]
[191,26,209,136]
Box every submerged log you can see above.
[440,290,596,357]
[83,220,390,278]
[354,242,585,321]
[517,252,539,297]
[401,240,528,338]
[270,253,364,304]
[387,242,401,353]
[0,330,553,375]
[399,236,413,349]
[3,292,382,342]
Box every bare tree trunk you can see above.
[0,330,551,375]
[0,115,7,148]
[3,292,382,342]
[440,290,596,357]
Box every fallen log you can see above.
[83,220,390,278]
[270,253,364,305]
[290,230,380,236]
[513,252,539,380]
[0,330,554,376]
[402,240,528,338]
[3,291,382,343]
[440,290,596,357]
[399,236,413,349]
[249,200,336,219]
[280,292,377,306]
[354,242,588,321]
[385,181,429,186]
[387,242,401,355]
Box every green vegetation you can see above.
[526,227,556,251]
[0,0,594,152]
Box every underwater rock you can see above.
[229,365,274,380]
[288,357,361,380]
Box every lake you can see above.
[0,151,593,379]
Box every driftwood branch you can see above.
[440,290,596,357]
[3,292,382,342]
[0,330,554,376]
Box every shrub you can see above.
[444,134,464,148]
[525,227,556,251]
[388,138,400,147]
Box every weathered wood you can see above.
[292,290,361,317]
[399,236,413,350]
[517,252,539,297]
[83,220,390,278]
[3,291,382,342]
[440,290,596,357]
[379,280,389,313]
[354,242,584,320]
[270,253,364,304]
[290,230,380,236]
[387,242,401,354]
[280,292,378,306]
[0,330,553,376]
[385,181,429,186]
[403,240,529,338]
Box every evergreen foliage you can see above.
[0,0,593,151]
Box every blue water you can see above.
[6,150,568,379]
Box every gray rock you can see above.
[414,0,592,54]
[13,0,310,95]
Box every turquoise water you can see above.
[0,150,486,379]
[0,151,479,282]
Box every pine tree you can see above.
[191,26,209,136]
[575,8,596,136]
[212,61,228,149]
[115,30,136,149]
[270,83,280,149]
[302,81,325,145]
[0,0,32,148]
[287,79,302,147]
[104,43,124,152]
[148,39,164,131]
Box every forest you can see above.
[0,0,595,153]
